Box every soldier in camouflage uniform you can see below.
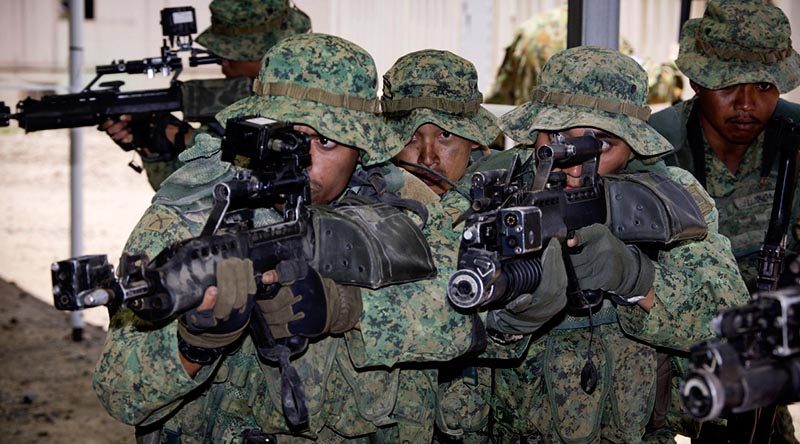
[648,1,800,442]
[93,33,485,443]
[379,50,500,441]
[101,0,311,190]
[480,46,749,443]
[383,49,501,197]
[486,5,683,107]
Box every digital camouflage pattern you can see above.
[196,0,311,62]
[486,6,683,107]
[182,77,253,124]
[676,0,800,93]
[217,33,401,166]
[499,46,673,159]
[651,97,800,291]
[485,46,749,442]
[94,106,480,440]
[382,49,500,146]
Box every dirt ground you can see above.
[0,278,133,443]
[0,128,797,443]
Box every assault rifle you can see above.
[446,132,708,314]
[51,117,313,320]
[51,116,436,428]
[680,286,800,423]
[0,7,247,161]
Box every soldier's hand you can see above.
[99,114,134,146]
[486,238,568,334]
[258,260,362,339]
[178,257,256,351]
[569,223,655,303]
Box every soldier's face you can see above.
[293,125,359,204]
[394,123,479,195]
[535,128,632,188]
[693,82,779,147]
[221,59,262,79]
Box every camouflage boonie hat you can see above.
[216,33,398,165]
[499,46,672,159]
[382,50,500,146]
[677,0,800,93]
[196,0,311,62]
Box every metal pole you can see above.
[460,0,494,95]
[567,0,620,50]
[68,0,85,342]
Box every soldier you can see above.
[486,5,683,107]
[383,49,501,197]
[101,0,311,190]
[93,33,483,442]
[483,46,749,443]
[648,0,800,442]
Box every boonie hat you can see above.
[216,33,400,165]
[676,0,800,93]
[382,50,500,146]
[500,46,673,159]
[196,0,311,62]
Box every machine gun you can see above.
[0,7,248,161]
[680,286,800,423]
[446,132,708,314]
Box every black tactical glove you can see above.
[257,260,362,339]
[178,258,256,353]
[570,223,655,303]
[486,238,568,334]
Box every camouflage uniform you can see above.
[649,1,800,442]
[380,50,502,440]
[141,0,311,190]
[93,34,481,443]
[486,6,682,107]
[483,47,749,443]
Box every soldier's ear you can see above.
[689,80,701,95]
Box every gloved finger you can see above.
[570,223,607,247]
[214,259,239,319]
[256,287,302,312]
[275,259,309,284]
[541,238,563,263]
[234,258,256,312]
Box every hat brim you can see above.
[387,107,500,147]
[499,102,673,158]
[196,8,311,62]
[676,19,800,93]
[216,94,400,166]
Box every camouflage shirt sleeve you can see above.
[347,177,481,367]
[92,204,213,425]
[617,167,750,351]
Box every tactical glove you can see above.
[569,223,655,302]
[257,260,362,339]
[486,238,568,334]
[178,257,257,350]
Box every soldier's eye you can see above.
[441,131,453,139]
[756,82,774,92]
[316,137,336,149]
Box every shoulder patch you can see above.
[140,212,177,233]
